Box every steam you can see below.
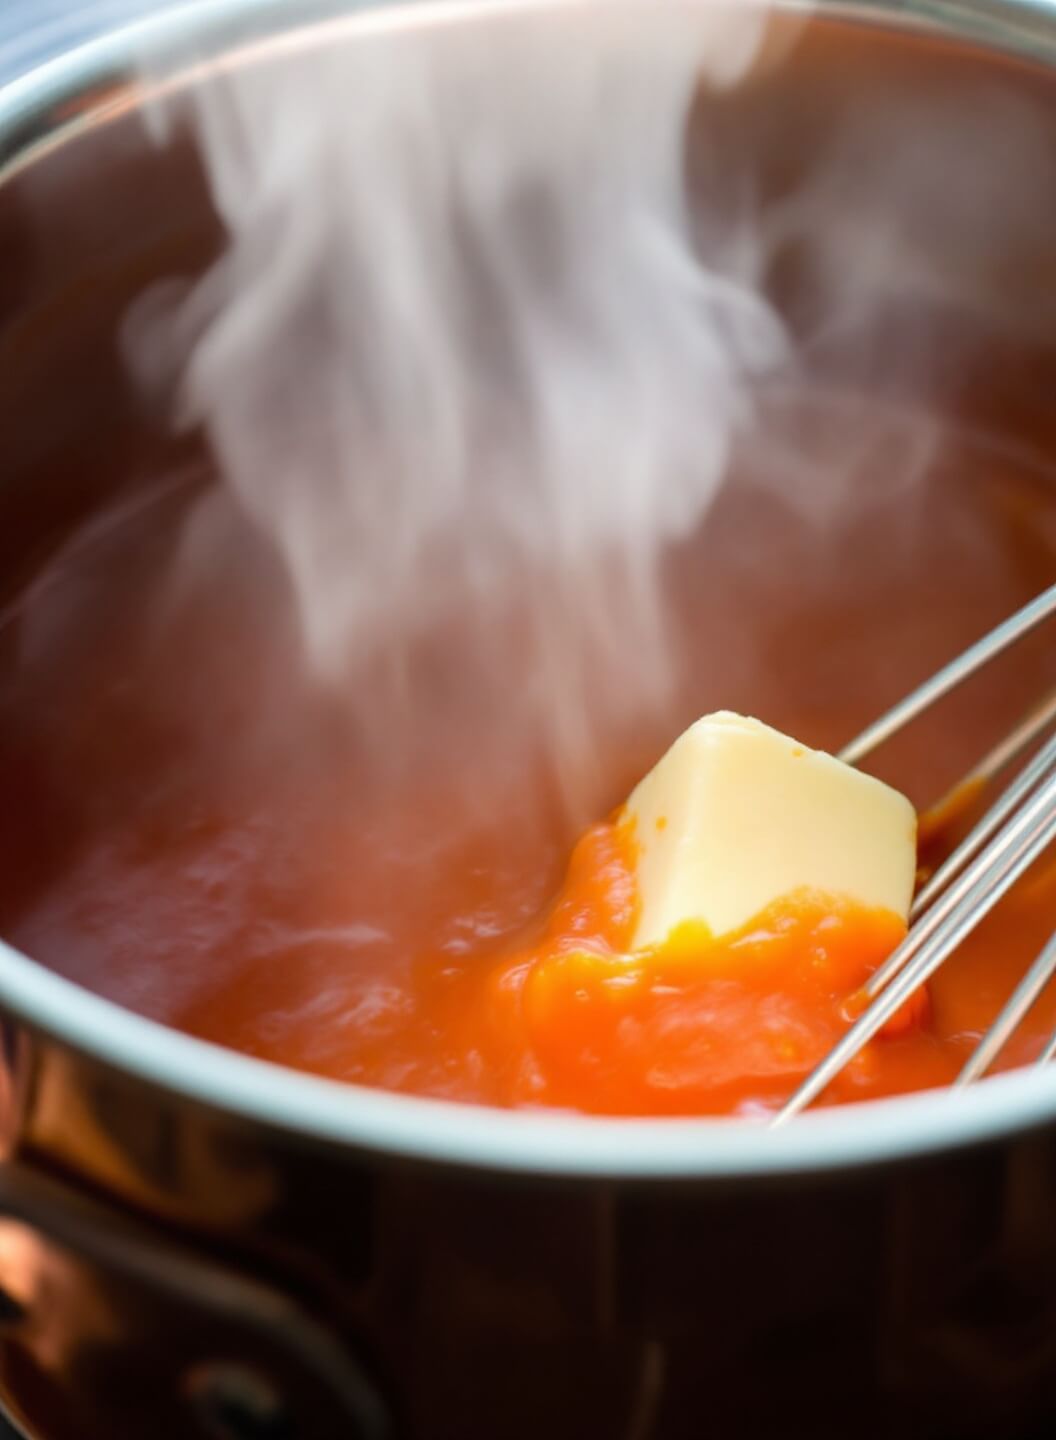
[125,0,787,815]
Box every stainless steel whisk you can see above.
[773,581,1056,1125]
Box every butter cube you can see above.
[626,711,917,947]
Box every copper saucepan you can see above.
[1,2,1056,1436]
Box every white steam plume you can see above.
[126,1,788,813]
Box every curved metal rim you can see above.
[3,0,1056,1181]
[5,932,1056,1177]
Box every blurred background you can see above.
[1,0,180,82]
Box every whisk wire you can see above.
[910,729,1056,920]
[838,583,1056,767]
[869,757,1056,997]
[772,771,1056,1124]
[955,932,1056,1085]
[772,581,1056,1125]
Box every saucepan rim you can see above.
[2,0,1056,1180]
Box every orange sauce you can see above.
[168,799,1052,1118]
[476,819,919,1117]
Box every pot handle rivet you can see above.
[0,1287,25,1329]
[184,1363,293,1440]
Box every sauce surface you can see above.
[167,801,1053,1116]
